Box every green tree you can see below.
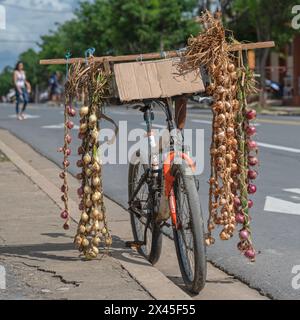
[0,66,13,97]
[109,0,199,53]
[227,0,298,105]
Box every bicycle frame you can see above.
[128,98,196,231]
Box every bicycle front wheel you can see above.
[128,154,162,265]
[172,163,207,294]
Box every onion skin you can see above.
[248,156,258,166]
[61,185,68,193]
[234,197,241,208]
[235,213,245,224]
[63,160,70,168]
[77,160,83,168]
[248,184,257,194]
[246,126,257,136]
[77,187,84,197]
[78,202,84,211]
[80,106,89,117]
[59,172,65,179]
[78,146,84,155]
[248,170,258,180]
[247,140,258,150]
[239,229,249,240]
[244,248,256,259]
[246,109,257,120]
[66,120,74,130]
[65,134,72,144]
[68,107,76,117]
[63,222,70,230]
[248,199,254,208]
[61,210,69,219]
[65,148,71,156]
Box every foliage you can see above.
[0,66,13,97]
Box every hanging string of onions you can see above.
[180,11,258,261]
[59,79,76,230]
[62,59,112,259]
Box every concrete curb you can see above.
[0,133,191,300]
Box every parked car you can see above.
[191,95,213,106]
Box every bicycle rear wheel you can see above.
[172,163,207,294]
[128,154,162,265]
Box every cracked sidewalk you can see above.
[0,152,152,300]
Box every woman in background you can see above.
[13,61,31,120]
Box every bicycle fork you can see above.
[163,151,196,230]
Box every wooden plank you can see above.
[228,41,275,52]
[40,41,275,65]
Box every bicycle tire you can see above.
[128,156,162,265]
[172,163,207,294]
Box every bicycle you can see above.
[127,98,207,294]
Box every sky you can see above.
[0,0,82,71]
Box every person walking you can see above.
[13,61,31,120]
[49,71,63,106]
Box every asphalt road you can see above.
[0,102,300,300]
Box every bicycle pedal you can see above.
[125,241,145,250]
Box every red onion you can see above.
[61,210,69,219]
[78,146,84,155]
[77,160,83,167]
[248,184,257,194]
[63,222,70,230]
[248,170,258,180]
[76,173,83,180]
[59,172,65,179]
[246,126,256,136]
[234,197,241,208]
[246,109,257,120]
[235,213,245,224]
[78,133,85,140]
[68,107,76,117]
[61,195,66,202]
[247,140,258,150]
[63,160,70,168]
[65,134,72,144]
[65,148,71,156]
[248,156,258,166]
[77,187,84,197]
[61,185,68,193]
[244,248,256,259]
[58,147,64,153]
[79,202,84,211]
[239,229,249,240]
[66,121,74,130]
[248,199,254,208]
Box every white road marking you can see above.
[191,119,212,125]
[257,142,300,154]
[9,114,40,119]
[42,123,79,130]
[264,196,300,216]
[283,188,300,195]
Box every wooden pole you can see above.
[40,41,275,66]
